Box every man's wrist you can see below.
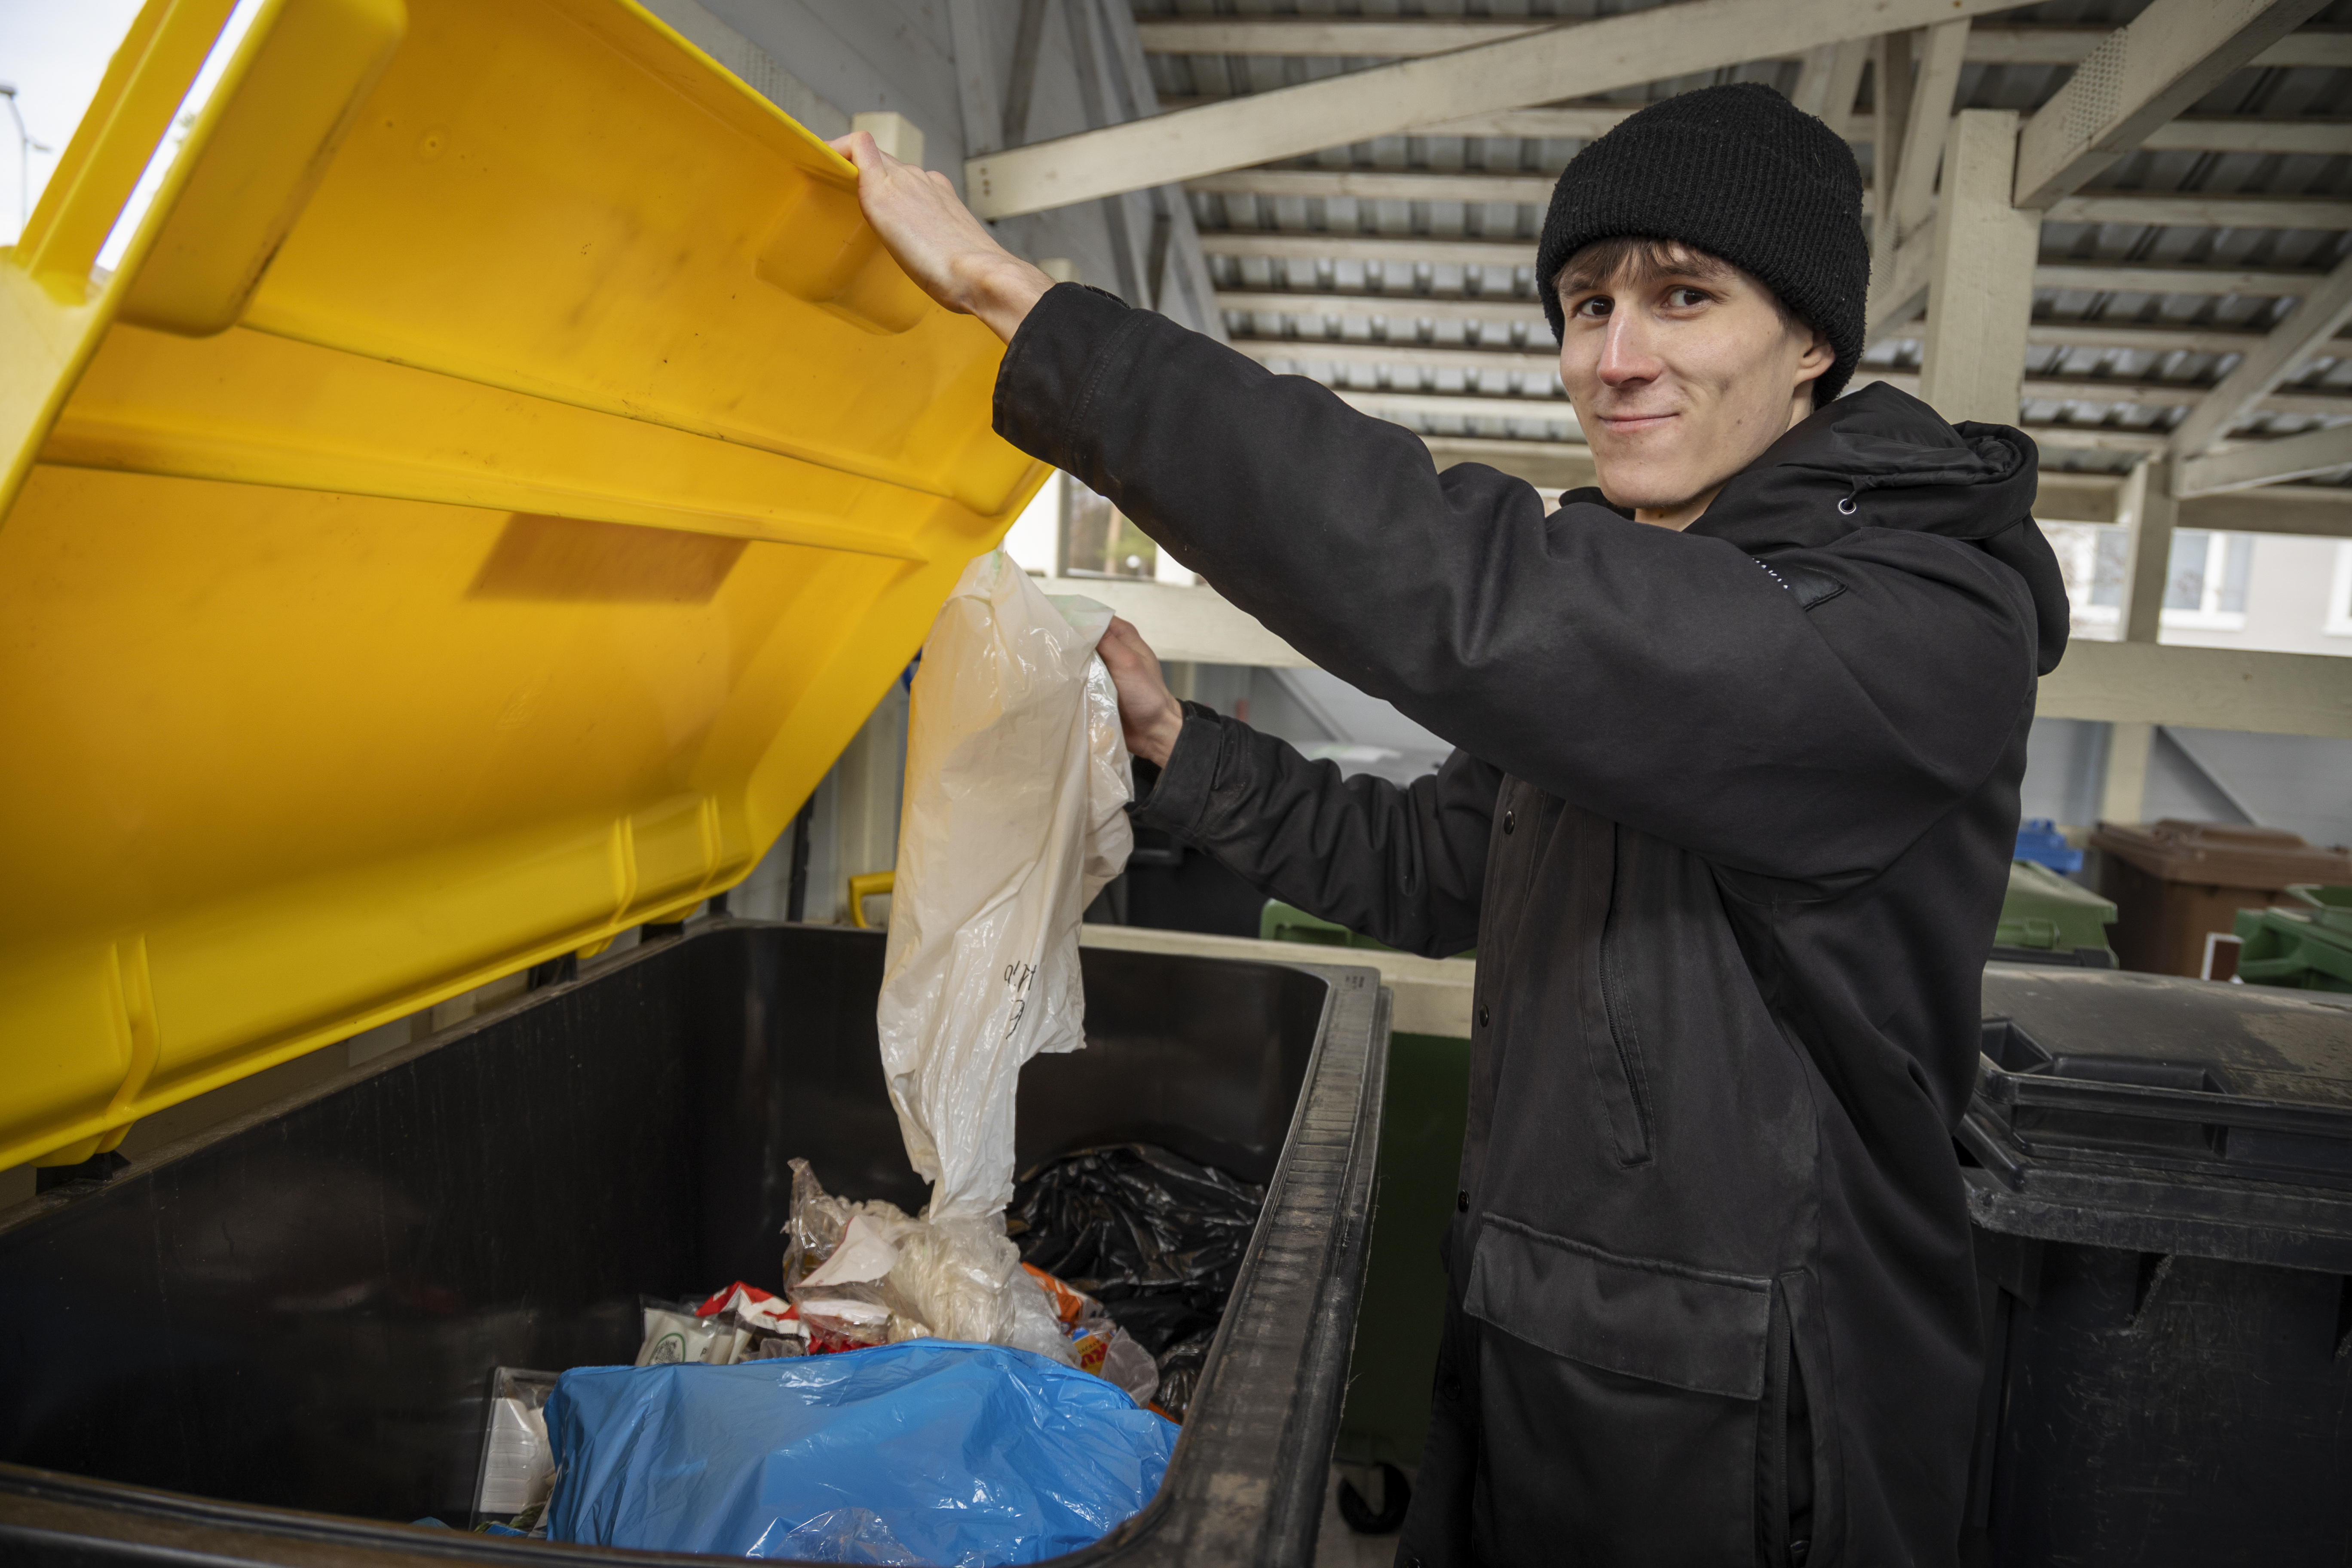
[958,254,1054,343]
[1136,697,1184,768]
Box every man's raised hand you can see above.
[827,131,1054,344]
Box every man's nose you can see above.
[1597,309,1660,386]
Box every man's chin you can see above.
[1590,466,1702,516]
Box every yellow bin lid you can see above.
[0,0,1040,1170]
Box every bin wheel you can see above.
[1338,1463,1411,1535]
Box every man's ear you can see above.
[1792,325,1834,391]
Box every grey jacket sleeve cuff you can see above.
[1129,701,1230,840]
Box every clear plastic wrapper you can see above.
[470,1367,558,1533]
[783,1158,1074,1364]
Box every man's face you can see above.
[1554,243,1833,526]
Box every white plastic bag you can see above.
[877,549,1133,1223]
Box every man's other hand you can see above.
[826,131,1054,344]
[1097,617,1185,768]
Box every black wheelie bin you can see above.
[1964,965,2352,1566]
[0,0,1388,1562]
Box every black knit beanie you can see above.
[1535,83,1869,404]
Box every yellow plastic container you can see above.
[0,0,1041,1171]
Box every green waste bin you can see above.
[1261,900,1400,952]
[1993,860,2117,968]
[2234,885,2352,993]
[1262,901,1469,1532]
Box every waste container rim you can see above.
[0,921,1392,1568]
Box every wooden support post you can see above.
[2096,457,2180,825]
[1890,20,1972,245]
[851,111,924,166]
[2101,722,2155,825]
[1871,29,1916,266]
[1917,111,2038,425]
[2117,458,2180,646]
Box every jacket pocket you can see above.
[1593,818,1654,1164]
[1462,1214,1772,1400]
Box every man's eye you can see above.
[1667,287,1709,308]
[1574,297,1612,318]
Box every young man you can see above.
[835,83,2067,1565]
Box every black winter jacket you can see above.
[992,284,2069,1568]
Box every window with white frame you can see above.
[2159,530,2255,631]
[2041,526,2254,636]
[2328,542,2352,638]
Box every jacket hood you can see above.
[1688,382,2068,673]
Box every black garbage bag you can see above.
[1007,1144,1265,1418]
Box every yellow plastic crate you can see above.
[0,0,1041,1170]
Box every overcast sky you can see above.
[0,1,147,245]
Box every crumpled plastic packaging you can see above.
[1023,1264,1158,1407]
[784,1158,1073,1366]
[543,1343,1176,1564]
[878,549,1132,1224]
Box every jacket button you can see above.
[1456,1189,1469,1212]
[1502,809,1516,835]
[1442,1375,1464,1403]
[1477,1003,1491,1028]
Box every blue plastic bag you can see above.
[543,1341,1176,1565]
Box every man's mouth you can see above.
[1596,411,1678,433]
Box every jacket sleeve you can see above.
[995,285,2039,885]
[1136,703,1496,960]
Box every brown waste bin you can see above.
[2087,820,2352,977]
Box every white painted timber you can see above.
[2138,118,2352,156]
[2178,484,2352,536]
[2023,427,2169,455]
[1217,291,1549,328]
[1214,292,2320,360]
[1134,18,1544,58]
[1194,172,2352,233]
[2117,459,2177,644]
[1134,19,2352,70]
[968,0,2048,218]
[2039,641,2352,739]
[1034,575,1310,668]
[1060,567,2352,740]
[1867,217,1936,340]
[1919,112,2039,427]
[2013,0,2331,210]
[2178,425,2352,496]
[1189,168,1557,205]
[1423,435,1596,490]
[2168,254,2352,458]
[1337,389,1580,426]
[2050,194,2352,230]
[1872,371,2352,421]
[1233,338,1564,379]
[1078,925,1478,1037]
[1162,103,2352,158]
[1892,21,1973,245]
[1199,232,1531,269]
[1203,238,2328,299]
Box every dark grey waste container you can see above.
[1963,964,2352,1567]
[0,922,1387,1568]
